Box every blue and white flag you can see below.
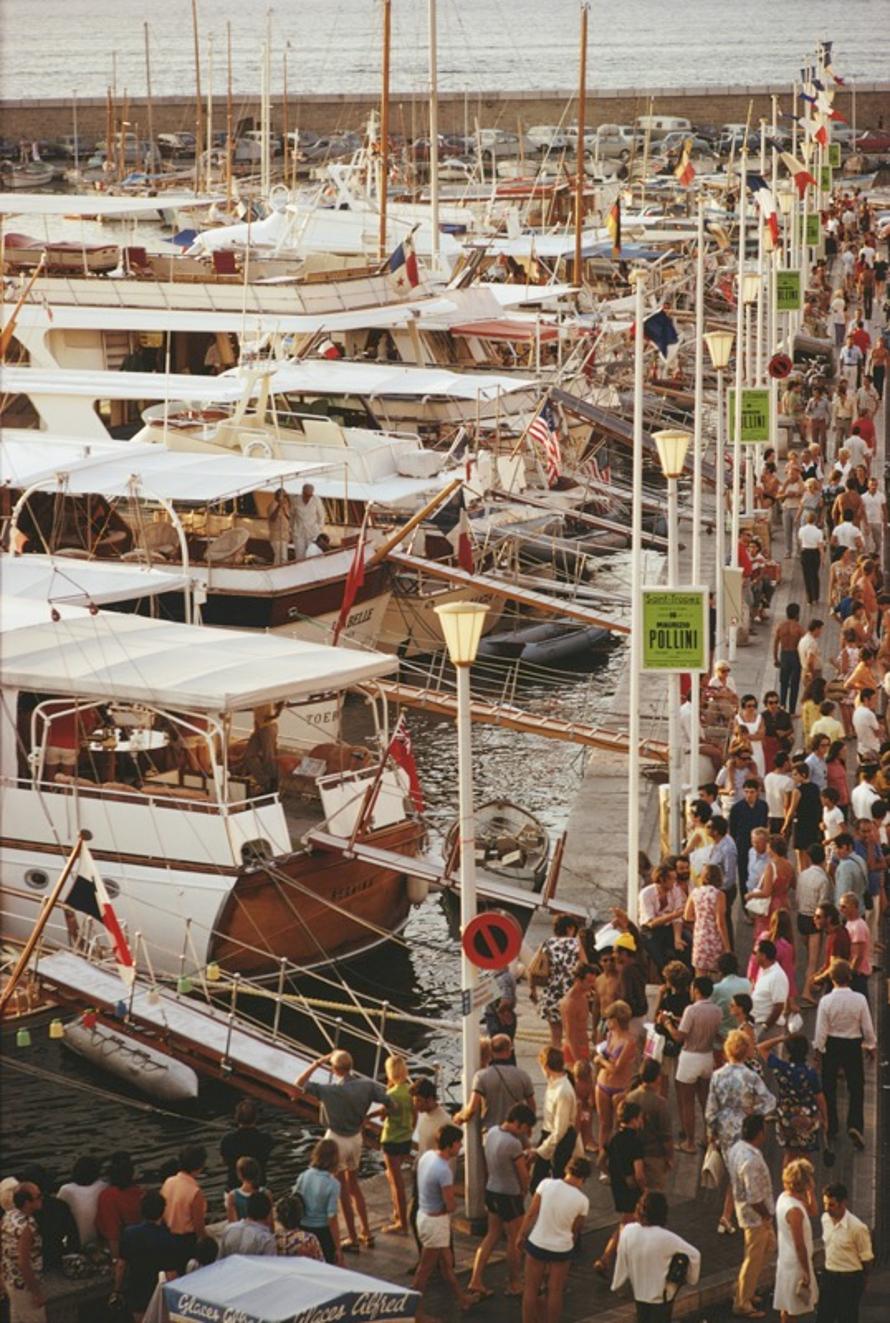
[642,308,679,361]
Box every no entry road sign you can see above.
[462,911,523,970]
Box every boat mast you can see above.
[226,20,233,210]
[378,0,392,259]
[206,33,214,193]
[282,45,289,189]
[428,0,439,268]
[105,85,114,175]
[143,24,155,174]
[72,89,80,175]
[574,2,589,282]
[119,87,129,181]
[191,0,204,194]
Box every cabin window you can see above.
[24,869,49,891]
[240,839,273,866]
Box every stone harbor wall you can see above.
[2,82,888,144]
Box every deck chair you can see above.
[120,521,181,562]
[205,526,249,565]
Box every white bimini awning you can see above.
[0,603,398,712]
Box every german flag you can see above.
[606,198,621,258]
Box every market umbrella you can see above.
[158,1256,420,1323]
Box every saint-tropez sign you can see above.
[800,212,821,246]
[828,143,841,168]
[641,588,708,673]
[775,269,802,313]
[819,164,833,192]
[727,387,772,443]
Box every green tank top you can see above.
[381,1081,413,1145]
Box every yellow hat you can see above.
[614,932,637,952]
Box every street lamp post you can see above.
[433,599,489,1227]
[729,157,747,662]
[776,187,795,352]
[653,428,691,852]
[704,331,735,659]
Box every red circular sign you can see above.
[768,352,793,380]
[462,911,523,971]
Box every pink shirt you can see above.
[845,918,872,975]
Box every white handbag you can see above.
[745,895,771,916]
[700,1141,725,1190]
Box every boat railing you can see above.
[1,772,276,818]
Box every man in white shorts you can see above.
[412,1124,475,1311]
[294,1049,393,1252]
[659,976,723,1155]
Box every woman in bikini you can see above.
[593,1000,636,1154]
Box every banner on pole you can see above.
[819,164,833,191]
[800,213,821,246]
[641,587,708,673]
[775,269,802,312]
[727,387,772,443]
[722,567,744,631]
[828,143,841,168]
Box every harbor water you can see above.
[0,0,883,102]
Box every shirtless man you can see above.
[559,963,599,1067]
[772,602,805,714]
[594,952,620,1036]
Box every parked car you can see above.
[635,114,693,140]
[474,128,537,158]
[853,130,890,153]
[527,124,572,151]
[286,129,320,153]
[591,124,642,160]
[242,130,283,157]
[157,132,196,158]
[659,131,713,156]
[55,134,94,159]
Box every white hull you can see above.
[63,1021,200,1101]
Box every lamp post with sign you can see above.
[730,157,747,662]
[433,599,488,1226]
[741,271,761,515]
[704,331,734,657]
[652,429,691,849]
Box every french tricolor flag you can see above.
[65,844,135,987]
[388,233,419,290]
[781,153,818,199]
[747,174,780,249]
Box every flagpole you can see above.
[690,199,704,793]
[729,152,746,662]
[0,833,86,1015]
[574,3,589,283]
[627,270,646,917]
[378,0,392,261]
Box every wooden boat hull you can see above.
[211,818,426,975]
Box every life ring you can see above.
[241,437,273,459]
[268,183,289,212]
[768,352,793,380]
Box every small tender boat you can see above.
[62,1020,200,1102]
[477,620,614,668]
[445,799,550,893]
[0,163,55,189]
[2,232,120,274]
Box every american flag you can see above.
[584,454,613,512]
[527,402,562,487]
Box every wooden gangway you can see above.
[387,552,630,635]
[34,949,316,1111]
[367,678,669,760]
[305,831,589,922]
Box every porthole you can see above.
[24,869,49,890]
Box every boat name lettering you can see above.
[332,878,374,900]
[306,710,336,726]
[347,607,373,627]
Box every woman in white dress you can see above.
[773,1158,818,1322]
[733,694,767,779]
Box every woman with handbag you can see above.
[756,1034,828,1169]
[773,1159,819,1323]
[529,915,583,1048]
[683,865,730,977]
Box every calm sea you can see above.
[0,0,884,103]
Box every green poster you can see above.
[801,212,821,246]
[819,164,833,191]
[828,143,841,168]
[641,588,708,673]
[775,269,802,312]
[727,387,772,443]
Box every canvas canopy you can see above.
[159,1257,419,1323]
[0,602,398,712]
[1,556,189,606]
[259,358,534,401]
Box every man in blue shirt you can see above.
[114,1191,179,1317]
[413,1124,475,1312]
[219,1192,277,1258]
[729,781,769,890]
